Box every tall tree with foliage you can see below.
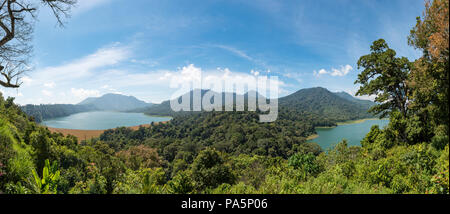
[408,0,449,142]
[355,39,412,119]
[355,39,412,143]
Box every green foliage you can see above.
[191,148,236,190]
[116,145,162,170]
[288,153,320,178]
[355,39,411,119]
[428,144,449,194]
[1,3,449,195]
[165,172,194,194]
[0,116,35,194]
[112,168,166,194]
[431,125,449,150]
[32,159,60,194]
[142,168,166,194]
[70,163,107,194]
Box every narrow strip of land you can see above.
[46,122,167,142]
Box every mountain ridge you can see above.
[142,87,374,124]
[78,93,153,111]
[20,88,375,124]
[21,93,153,122]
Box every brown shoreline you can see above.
[46,121,167,142]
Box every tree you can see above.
[116,145,162,170]
[408,0,449,138]
[165,172,194,194]
[355,39,411,143]
[288,152,320,178]
[355,39,411,119]
[0,0,76,88]
[191,148,235,190]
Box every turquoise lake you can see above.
[41,111,172,130]
[308,119,389,150]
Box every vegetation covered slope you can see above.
[278,87,373,125]
[1,91,447,194]
[20,104,97,123]
[144,87,373,125]
[0,0,448,195]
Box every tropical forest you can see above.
[0,0,448,195]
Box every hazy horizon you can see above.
[13,86,375,106]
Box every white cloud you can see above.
[21,76,33,85]
[250,70,260,76]
[71,88,100,99]
[130,59,159,67]
[171,65,284,98]
[214,45,254,61]
[283,72,303,83]
[212,45,269,69]
[34,44,130,84]
[135,64,286,99]
[22,44,130,92]
[44,82,55,88]
[170,64,203,87]
[313,69,329,77]
[11,44,131,104]
[42,90,53,97]
[313,65,352,77]
[12,42,286,104]
[330,65,352,76]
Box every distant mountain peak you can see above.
[78,93,152,111]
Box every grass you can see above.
[45,121,169,142]
[145,114,173,119]
[306,134,319,140]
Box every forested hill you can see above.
[78,93,153,111]
[333,91,375,110]
[21,93,153,122]
[20,104,97,123]
[144,87,373,124]
[141,89,267,116]
[278,87,373,123]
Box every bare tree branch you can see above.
[0,0,76,88]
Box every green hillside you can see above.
[278,87,373,124]
[0,0,448,195]
[144,87,373,126]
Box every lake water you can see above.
[41,111,172,130]
[307,119,389,150]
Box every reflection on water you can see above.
[42,111,171,130]
[308,119,389,150]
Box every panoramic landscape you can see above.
[0,0,448,199]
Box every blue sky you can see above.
[1,0,424,104]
